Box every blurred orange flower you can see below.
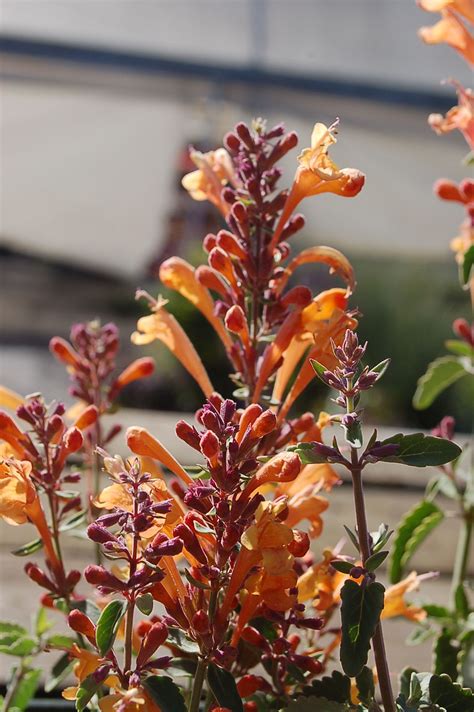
[182,147,237,215]
[418,7,474,65]
[382,571,427,622]
[429,85,474,149]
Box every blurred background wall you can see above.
[1,0,472,427]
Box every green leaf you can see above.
[413,357,467,410]
[143,675,186,712]
[423,604,451,620]
[95,599,127,656]
[371,358,390,381]
[0,637,37,657]
[76,672,103,712]
[35,607,52,637]
[399,667,418,702]
[389,500,444,583]
[8,668,41,711]
[371,523,393,553]
[309,670,351,703]
[290,442,330,465]
[165,657,198,676]
[0,622,28,637]
[381,432,462,467]
[331,559,354,575]
[167,627,200,654]
[184,568,211,590]
[343,525,361,553]
[445,340,474,358]
[310,359,328,381]
[461,245,474,285]
[207,662,244,712]
[429,673,474,711]
[340,580,385,677]
[284,698,350,711]
[44,652,74,692]
[365,550,389,572]
[454,584,470,620]
[136,593,154,616]
[11,538,43,557]
[69,598,101,625]
[342,419,363,449]
[356,667,375,706]
[59,509,87,532]
[434,631,459,679]
[46,634,76,649]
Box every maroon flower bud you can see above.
[84,565,126,591]
[192,610,210,634]
[176,420,201,450]
[200,430,220,459]
[24,563,55,591]
[350,566,365,579]
[235,122,254,149]
[66,570,81,589]
[220,399,236,424]
[68,609,95,639]
[173,523,208,565]
[241,626,268,650]
[224,132,241,152]
[298,617,324,630]
[453,318,474,346]
[199,408,221,435]
[431,416,456,441]
[291,654,322,674]
[87,523,116,544]
[93,665,112,683]
[221,523,241,551]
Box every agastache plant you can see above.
[0,112,469,712]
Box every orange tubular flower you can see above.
[381,571,427,622]
[418,0,474,22]
[63,644,119,703]
[219,499,297,632]
[270,121,365,249]
[98,688,161,712]
[0,458,61,576]
[274,245,355,297]
[0,386,24,411]
[131,295,214,397]
[181,147,237,216]
[271,289,357,419]
[159,257,233,352]
[428,85,474,150]
[418,7,474,66]
[297,549,342,612]
[126,427,193,486]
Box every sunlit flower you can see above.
[132,294,214,397]
[418,8,474,66]
[159,257,232,351]
[282,488,329,538]
[270,121,365,249]
[0,386,23,411]
[298,549,343,612]
[182,147,237,215]
[381,571,427,622]
[98,689,161,712]
[428,84,474,149]
[0,458,36,525]
[418,0,474,25]
[63,644,119,702]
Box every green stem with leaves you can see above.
[450,504,473,609]
[347,392,395,712]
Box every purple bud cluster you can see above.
[67,321,119,404]
[85,457,182,597]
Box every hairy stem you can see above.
[351,466,395,712]
[188,657,207,712]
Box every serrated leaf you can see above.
[343,419,363,449]
[11,538,43,557]
[136,593,154,616]
[143,675,186,712]
[389,500,444,583]
[95,599,127,656]
[167,627,200,654]
[207,662,244,712]
[8,668,41,711]
[44,652,74,692]
[429,673,474,710]
[434,631,459,679]
[365,550,389,572]
[461,245,474,285]
[284,697,349,711]
[309,670,351,703]
[340,580,385,677]
[381,433,462,467]
[413,357,467,410]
